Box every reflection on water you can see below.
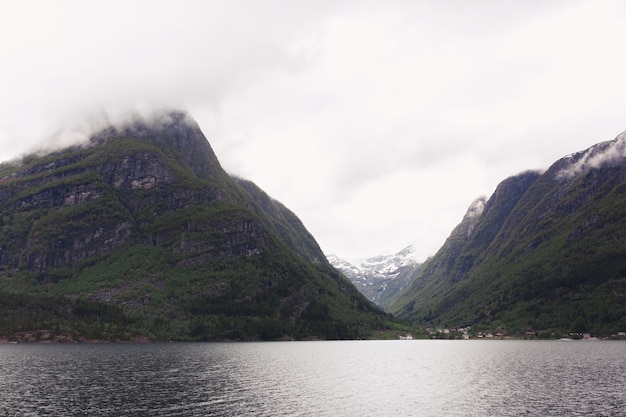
[0,340,624,416]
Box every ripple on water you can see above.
[0,340,624,416]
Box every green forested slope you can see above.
[0,111,393,341]
[391,136,626,336]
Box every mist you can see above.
[558,131,626,179]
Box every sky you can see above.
[1,0,626,262]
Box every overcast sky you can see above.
[2,0,626,261]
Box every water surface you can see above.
[0,340,624,416]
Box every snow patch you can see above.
[329,245,419,281]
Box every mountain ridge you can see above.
[390,132,626,336]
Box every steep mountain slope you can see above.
[391,133,626,336]
[0,111,390,341]
[328,246,420,309]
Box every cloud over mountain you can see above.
[3,0,626,260]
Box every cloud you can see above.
[0,0,338,155]
[2,0,626,260]
[557,131,626,179]
[6,104,195,159]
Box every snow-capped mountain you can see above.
[328,246,421,310]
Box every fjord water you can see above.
[1,341,624,416]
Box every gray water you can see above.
[0,340,624,416]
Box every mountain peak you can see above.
[464,197,486,220]
[396,244,415,254]
[90,109,224,180]
[328,246,421,309]
[0,110,389,341]
[555,131,626,179]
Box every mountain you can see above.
[390,132,626,337]
[328,246,421,310]
[0,111,392,342]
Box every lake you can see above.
[0,340,624,416]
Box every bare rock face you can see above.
[103,153,173,190]
[24,222,133,270]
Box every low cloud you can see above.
[557,131,626,179]
[14,105,193,160]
